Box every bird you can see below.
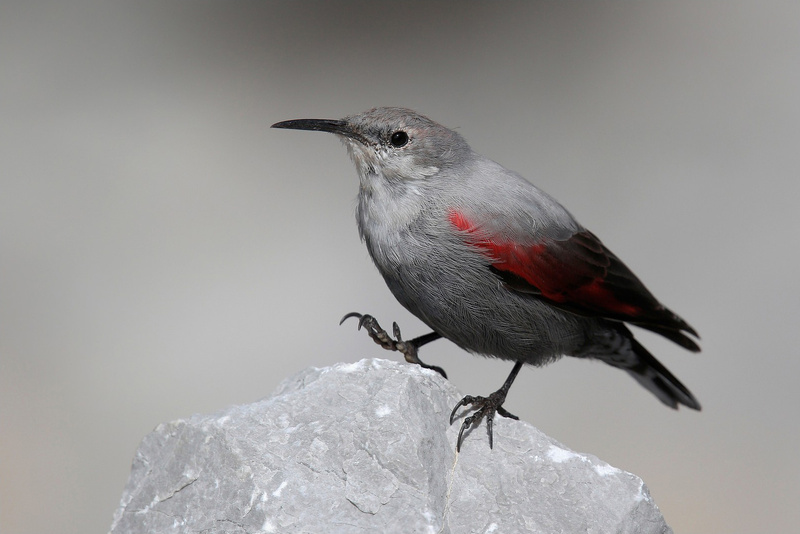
[272,107,700,451]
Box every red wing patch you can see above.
[449,209,653,319]
[448,209,700,350]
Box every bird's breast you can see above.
[356,179,431,260]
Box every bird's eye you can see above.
[389,131,409,148]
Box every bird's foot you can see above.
[449,361,523,451]
[449,392,519,452]
[340,312,447,378]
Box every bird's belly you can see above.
[378,259,591,366]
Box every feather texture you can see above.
[449,209,700,351]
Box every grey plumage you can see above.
[273,107,700,449]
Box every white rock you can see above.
[109,358,672,533]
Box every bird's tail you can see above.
[598,334,701,411]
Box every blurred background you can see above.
[1,1,798,532]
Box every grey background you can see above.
[1,1,798,533]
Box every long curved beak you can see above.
[271,118,368,145]
[271,118,347,134]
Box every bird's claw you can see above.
[340,312,395,350]
[339,312,447,378]
[450,392,518,452]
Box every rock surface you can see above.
[109,358,672,533]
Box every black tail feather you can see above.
[625,337,701,410]
[595,328,702,410]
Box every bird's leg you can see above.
[449,361,523,451]
[340,312,446,378]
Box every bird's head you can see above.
[272,107,471,188]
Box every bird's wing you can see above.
[448,209,700,351]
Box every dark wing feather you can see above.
[450,211,699,351]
